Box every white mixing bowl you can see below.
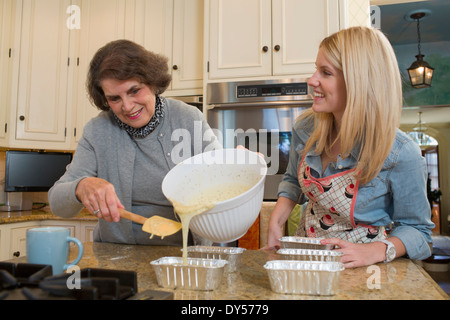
[162,148,267,243]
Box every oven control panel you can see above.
[236,82,308,98]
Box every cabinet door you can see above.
[80,221,97,242]
[131,0,173,59]
[171,0,204,90]
[272,0,340,76]
[9,223,41,259]
[208,0,272,79]
[11,0,71,146]
[73,0,127,144]
[0,0,13,144]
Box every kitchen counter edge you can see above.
[0,207,97,224]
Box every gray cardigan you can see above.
[48,98,221,244]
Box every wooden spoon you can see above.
[118,208,182,239]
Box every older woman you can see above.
[49,40,221,245]
[266,27,434,268]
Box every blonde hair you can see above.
[302,26,403,184]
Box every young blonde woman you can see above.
[266,27,434,268]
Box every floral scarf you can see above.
[113,95,165,139]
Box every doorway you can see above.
[423,145,441,233]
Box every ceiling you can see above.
[371,0,450,124]
[374,0,450,46]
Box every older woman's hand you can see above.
[261,228,282,251]
[76,177,124,223]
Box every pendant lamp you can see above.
[407,12,434,88]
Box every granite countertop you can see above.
[66,241,449,300]
[0,207,97,224]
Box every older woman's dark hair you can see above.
[87,39,172,111]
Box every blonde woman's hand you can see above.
[76,177,124,223]
[322,237,405,268]
[320,238,387,268]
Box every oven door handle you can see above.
[206,100,313,110]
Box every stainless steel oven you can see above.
[166,95,203,111]
[205,78,313,201]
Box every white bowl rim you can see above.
[163,148,267,208]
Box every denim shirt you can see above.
[278,118,434,260]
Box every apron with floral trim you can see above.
[295,155,387,243]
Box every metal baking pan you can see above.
[264,260,344,296]
[279,236,335,250]
[277,248,343,262]
[150,257,228,291]
[183,246,245,272]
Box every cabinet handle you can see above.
[274,45,281,52]
[173,65,178,70]
[262,46,269,53]
[13,251,20,257]
[19,116,25,121]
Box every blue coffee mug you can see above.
[26,227,84,275]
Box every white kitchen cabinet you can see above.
[0,219,97,261]
[0,0,14,146]
[207,0,272,79]
[131,0,204,93]
[171,0,204,92]
[0,221,40,261]
[206,0,340,80]
[130,0,173,62]
[72,0,128,145]
[115,0,204,94]
[272,0,340,76]
[8,0,74,150]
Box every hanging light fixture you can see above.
[412,112,428,145]
[407,11,434,88]
[407,112,438,147]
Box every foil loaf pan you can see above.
[277,248,343,262]
[150,257,228,291]
[184,246,246,272]
[264,260,344,296]
[279,236,335,250]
